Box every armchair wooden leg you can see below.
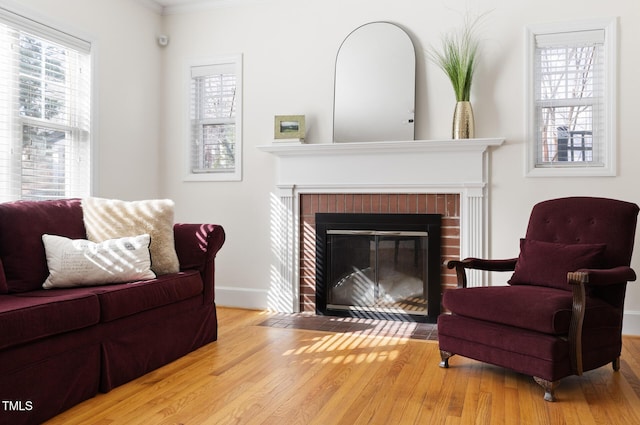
[533,377,559,402]
[612,357,621,371]
[439,350,453,368]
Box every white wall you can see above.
[160,0,640,334]
[10,0,640,334]
[6,0,164,200]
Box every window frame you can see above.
[525,18,617,177]
[0,5,93,201]
[185,54,243,182]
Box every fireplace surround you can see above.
[259,138,504,314]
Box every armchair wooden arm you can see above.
[446,258,518,288]
[567,266,637,376]
[569,266,636,286]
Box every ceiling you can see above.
[143,0,245,14]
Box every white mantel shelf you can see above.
[259,137,505,190]
[261,137,505,313]
[258,138,504,156]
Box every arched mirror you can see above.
[333,22,416,143]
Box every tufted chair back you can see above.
[525,197,639,308]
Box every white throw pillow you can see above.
[42,234,156,289]
[82,197,180,275]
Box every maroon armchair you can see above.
[438,197,639,401]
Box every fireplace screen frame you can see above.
[316,213,441,322]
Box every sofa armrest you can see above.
[173,223,226,304]
[446,258,518,288]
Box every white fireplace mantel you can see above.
[258,138,505,313]
[259,138,504,190]
[259,138,503,155]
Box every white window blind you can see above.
[188,56,242,181]
[526,19,616,177]
[0,7,91,201]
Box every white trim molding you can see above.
[216,286,269,310]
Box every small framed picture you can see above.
[274,115,305,140]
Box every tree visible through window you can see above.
[0,10,91,201]
[20,36,71,199]
[536,42,600,164]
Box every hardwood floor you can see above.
[45,307,640,425]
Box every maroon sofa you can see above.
[0,199,225,425]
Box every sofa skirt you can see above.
[0,330,101,425]
[99,297,217,392]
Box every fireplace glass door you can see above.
[327,230,428,315]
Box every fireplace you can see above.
[258,138,504,314]
[316,213,441,322]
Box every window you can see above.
[187,55,242,181]
[525,18,616,176]
[0,7,91,201]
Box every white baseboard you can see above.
[215,286,269,310]
[623,311,640,336]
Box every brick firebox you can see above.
[299,193,460,313]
